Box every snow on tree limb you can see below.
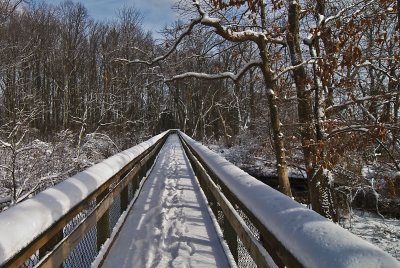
[167,60,262,82]
[324,0,376,24]
[326,92,400,115]
[304,0,377,45]
[192,0,286,45]
[328,125,370,138]
[353,61,398,82]
[115,0,285,84]
[273,58,319,81]
[0,140,11,148]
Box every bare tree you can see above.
[0,96,42,203]
[116,0,293,196]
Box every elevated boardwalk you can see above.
[0,130,398,268]
[101,135,231,267]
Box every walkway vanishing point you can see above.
[101,135,230,267]
[0,130,398,268]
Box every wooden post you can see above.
[140,163,147,178]
[223,208,238,262]
[119,169,129,213]
[132,173,139,196]
[96,189,110,251]
[120,184,129,213]
[39,230,64,262]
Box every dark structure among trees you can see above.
[157,109,175,133]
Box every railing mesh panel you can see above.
[63,200,97,268]
[63,224,97,268]
[19,167,152,267]
[109,195,121,229]
[202,182,260,268]
[238,238,257,268]
[60,172,144,267]
[22,252,39,268]
[64,200,96,236]
[237,208,258,268]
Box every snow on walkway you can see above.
[101,134,231,268]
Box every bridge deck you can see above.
[101,134,231,267]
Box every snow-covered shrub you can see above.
[0,129,131,211]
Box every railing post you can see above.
[223,215,238,263]
[96,189,110,251]
[259,231,287,267]
[220,187,239,264]
[39,230,64,261]
[140,162,147,178]
[120,171,129,212]
[132,172,140,195]
[120,186,128,213]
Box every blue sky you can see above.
[35,0,178,36]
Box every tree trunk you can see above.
[217,107,232,148]
[258,38,292,197]
[286,0,336,218]
[248,69,256,131]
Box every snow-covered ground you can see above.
[100,135,232,268]
[207,144,306,179]
[343,210,400,261]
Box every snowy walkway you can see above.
[101,134,231,268]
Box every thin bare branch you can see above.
[0,165,12,173]
[114,17,202,66]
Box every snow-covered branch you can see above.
[166,60,261,82]
[273,58,319,81]
[0,139,11,148]
[326,92,400,115]
[353,61,398,82]
[15,130,27,148]
[15,146,42,154]
[304,0,376,45]
[328,125,369,138]
[324,0,376,24]
[15,167,76,204]
[192,0,285,45]
[85,133,120,152]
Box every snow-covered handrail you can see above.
[178,131,399,268]
[0,130,170,267]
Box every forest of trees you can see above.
[0,0,399,221]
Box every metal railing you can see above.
[178,131,399,268]
[0,131,170,268]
